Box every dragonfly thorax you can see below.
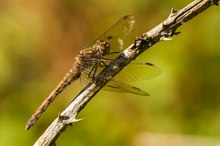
[94,40,110,56]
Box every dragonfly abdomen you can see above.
[25,67,81,130]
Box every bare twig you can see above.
[33,0,219,145]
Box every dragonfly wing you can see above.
[104,79,150,96]
[80,70,150,96]
[113,62,161,83]
[79,61,156,96]
[80,60,160,91]
[85,15,135,55]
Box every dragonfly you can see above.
[25,15,161,130]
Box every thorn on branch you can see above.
[66,118,84,126]
[169,8,179,17]
[163,8,179,27]
[58,113,84,126]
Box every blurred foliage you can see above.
[0,0,220,145]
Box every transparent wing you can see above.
[80,68,150,96]
[85,15,135,55]
[80,61,161,84]
[103,79,150,96]
[114,62,161,82]
[79,60,160,96]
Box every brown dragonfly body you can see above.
[25,15,161,130]
[25,40,110,130]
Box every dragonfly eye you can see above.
[95,40,110,56]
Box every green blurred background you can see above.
[0,0,220,145]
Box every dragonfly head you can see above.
[95,40,110,56]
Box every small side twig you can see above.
[34,0,219,145]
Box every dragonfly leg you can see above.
[87,63,99,81]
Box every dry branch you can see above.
[33,0,219,145]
